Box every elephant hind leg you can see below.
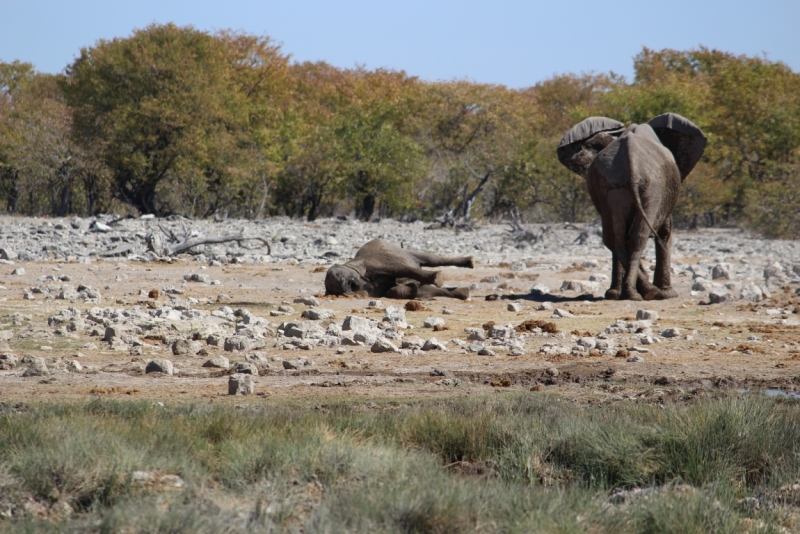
[416,285,470,300]
[409,251,474,269]
[636,264,660,300]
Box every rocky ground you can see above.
[1,214,799,405]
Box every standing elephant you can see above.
[556,113,707,300]
[324,239,474,300]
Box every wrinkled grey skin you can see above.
[557,113,707,301]
[325,239,474,300]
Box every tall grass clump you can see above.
[1,394,799,532]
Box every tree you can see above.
[63,23,289,216]
[0,63,109,215]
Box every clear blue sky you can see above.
[1,0,798,88]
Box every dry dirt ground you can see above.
[1,255,799,406]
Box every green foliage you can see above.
[1,395,798,532]
[62,24,289,217]
[2,33,800,234]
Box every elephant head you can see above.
[556,117,625,177]
[557,113,707,179]
[324,261,371,296]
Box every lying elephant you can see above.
[324,239,474,299]
[557,113,707,300]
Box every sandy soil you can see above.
[1,255,798,405]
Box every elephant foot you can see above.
[465,257,475,269]
[605,288,621,300]
[429,270,444,287]
[654,287,678,300]
[621,289,644,301]
[641,287,660,301]
[450,287,470,300]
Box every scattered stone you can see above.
[301,308,336,320]
[172,339,202,356]
[293,296,320,306]
[202,356,230,369]
[145,359,174,375]
[635,310,658,321]
[224,335,265,352]
[530,283,550,296]
[423,316,445,328]
[184,273,212,284]
[280,321,325,339]
[560,280,600,293]
[235,362,259,375]
[741,283,768,303]
[371,338,399,353]
[382,306,407,328]
[709,288,732,304]
[626,355,645,363]
[552,308,574,319]
[422,337,447,351]
[507,302,522,312]
[711,263,730,280]
[11,268,25,275]
[229,373,254,395]
[342,315,373,331]
[660,328,681,338]
[488,323,515,340]
[22,358,48,377]
[467,329,485,341]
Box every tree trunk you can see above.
[356,193,376,221]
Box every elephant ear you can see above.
[557,117,625,177]
[346,259,367,278]
[647,113,707,179]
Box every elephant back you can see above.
[592,125,678,188]
[557,117,625,177]
[647,113,707,179]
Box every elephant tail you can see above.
[630,183,666,250]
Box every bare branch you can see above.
[167,232,271,256]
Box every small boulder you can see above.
[228,373,254,395]
[202,356,230,369]
[145,359,174,375]
[382,306,407,328]
[709,288,732,304]
[552,308,574,319]
[342,315,373,331]
[660,328,681,338]
[235,362,259,376]
[22,358,48,377]
[711,263,730,280]
[423,316,445,328]
[172,339,202,356]
[635,310,658,321]
[422,337,447,351]
[293,296,320,307]
[301,308,336,320]
[371,338,399,353]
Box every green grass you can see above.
[0,394,798,532]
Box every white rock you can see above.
[228,373,254,395]
[423,316,446,328]
[635,310,658,321]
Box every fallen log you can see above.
[146,231,271,257]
